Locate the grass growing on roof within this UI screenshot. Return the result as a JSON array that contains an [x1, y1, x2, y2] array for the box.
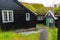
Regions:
[[22, 3, 37, 13]]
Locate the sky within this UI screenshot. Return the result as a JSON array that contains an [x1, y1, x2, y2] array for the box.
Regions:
[[18, 0, 60, 7]]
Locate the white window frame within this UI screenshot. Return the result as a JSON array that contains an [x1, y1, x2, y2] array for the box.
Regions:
[[2, 10, 14, 23], [26, 13, 30, 21], [37, 16, 43, 20]]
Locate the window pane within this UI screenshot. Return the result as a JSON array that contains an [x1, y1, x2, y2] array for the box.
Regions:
[[8, 11, 13, 22], [37, 16, 40, 20], [41, 16, 43, 20], [9, 12, 12, 21], [37, 16, 43, 20], [48, 12, 50, 16], [49, 19, 53, 23], [26, 13, 30, 21], [3, 11, 8, 21]]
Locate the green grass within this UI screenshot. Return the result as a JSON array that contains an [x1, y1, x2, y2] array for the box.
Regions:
[[48, 27, 58, 40], [0, 32, 23, 40], [36, 24, 58, 40], [36, 24, 45, 28], [0, 24, 58, 40], [0, 31, 40, 40], [24, 33, 40, 40]]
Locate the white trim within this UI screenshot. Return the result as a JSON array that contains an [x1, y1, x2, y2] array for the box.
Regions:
[[2, 10, 8, 23], [11, 11, 14, 22], [44, 10, 58, 20], [7, 11, 9, 22], [2, 11, 4, 23]]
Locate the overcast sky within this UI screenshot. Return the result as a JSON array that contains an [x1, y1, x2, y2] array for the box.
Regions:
[[18, 0, 60, 7]]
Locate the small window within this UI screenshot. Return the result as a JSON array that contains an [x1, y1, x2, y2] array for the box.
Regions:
[[26, 13, 30, 21], [2, 10, 14, 23], [37, 16, 43, 20], [48, 12, 50, 16], [49, 18, 53, 23]]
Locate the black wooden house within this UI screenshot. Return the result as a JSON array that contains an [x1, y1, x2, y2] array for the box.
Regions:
[[37, 10, 58, 27], [0, 0, 37, 30], [37, 15, 44, 24], [44, 10, 58, 27]]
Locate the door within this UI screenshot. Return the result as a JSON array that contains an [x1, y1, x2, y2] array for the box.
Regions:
[[46, 18, 49, 26]]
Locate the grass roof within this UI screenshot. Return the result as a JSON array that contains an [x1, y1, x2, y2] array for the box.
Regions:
[[21, 2, 54, 15]]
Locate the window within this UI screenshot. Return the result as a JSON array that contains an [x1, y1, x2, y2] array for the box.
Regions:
[[2, 10, 14, 23], [37, 16, 43, 20], [48, 12, 51, 16], [26, 13, 30, 21], [49, 18, 53, 23]]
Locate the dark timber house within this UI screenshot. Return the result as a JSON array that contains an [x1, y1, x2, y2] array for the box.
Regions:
[[37, 15, 44, 24], [55, 15, 60, 40], [0, 0, 37, 30], [44, 10, 58, 27]]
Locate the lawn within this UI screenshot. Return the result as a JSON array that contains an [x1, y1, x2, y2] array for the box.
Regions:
[[48, 27, 58, 40], [0, 24, 58, 40], [36, 24, 58, 40], [0, 31, 40, 40]]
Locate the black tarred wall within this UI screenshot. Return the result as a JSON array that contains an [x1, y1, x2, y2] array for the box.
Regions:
[[0, 0, 37, 31], [1, 10, 36, 31]]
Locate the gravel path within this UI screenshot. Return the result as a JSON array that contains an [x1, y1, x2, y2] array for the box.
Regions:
[[14, 27, 48, 40], [18, 29, 43, 35], [40, 27, 48, 40]]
